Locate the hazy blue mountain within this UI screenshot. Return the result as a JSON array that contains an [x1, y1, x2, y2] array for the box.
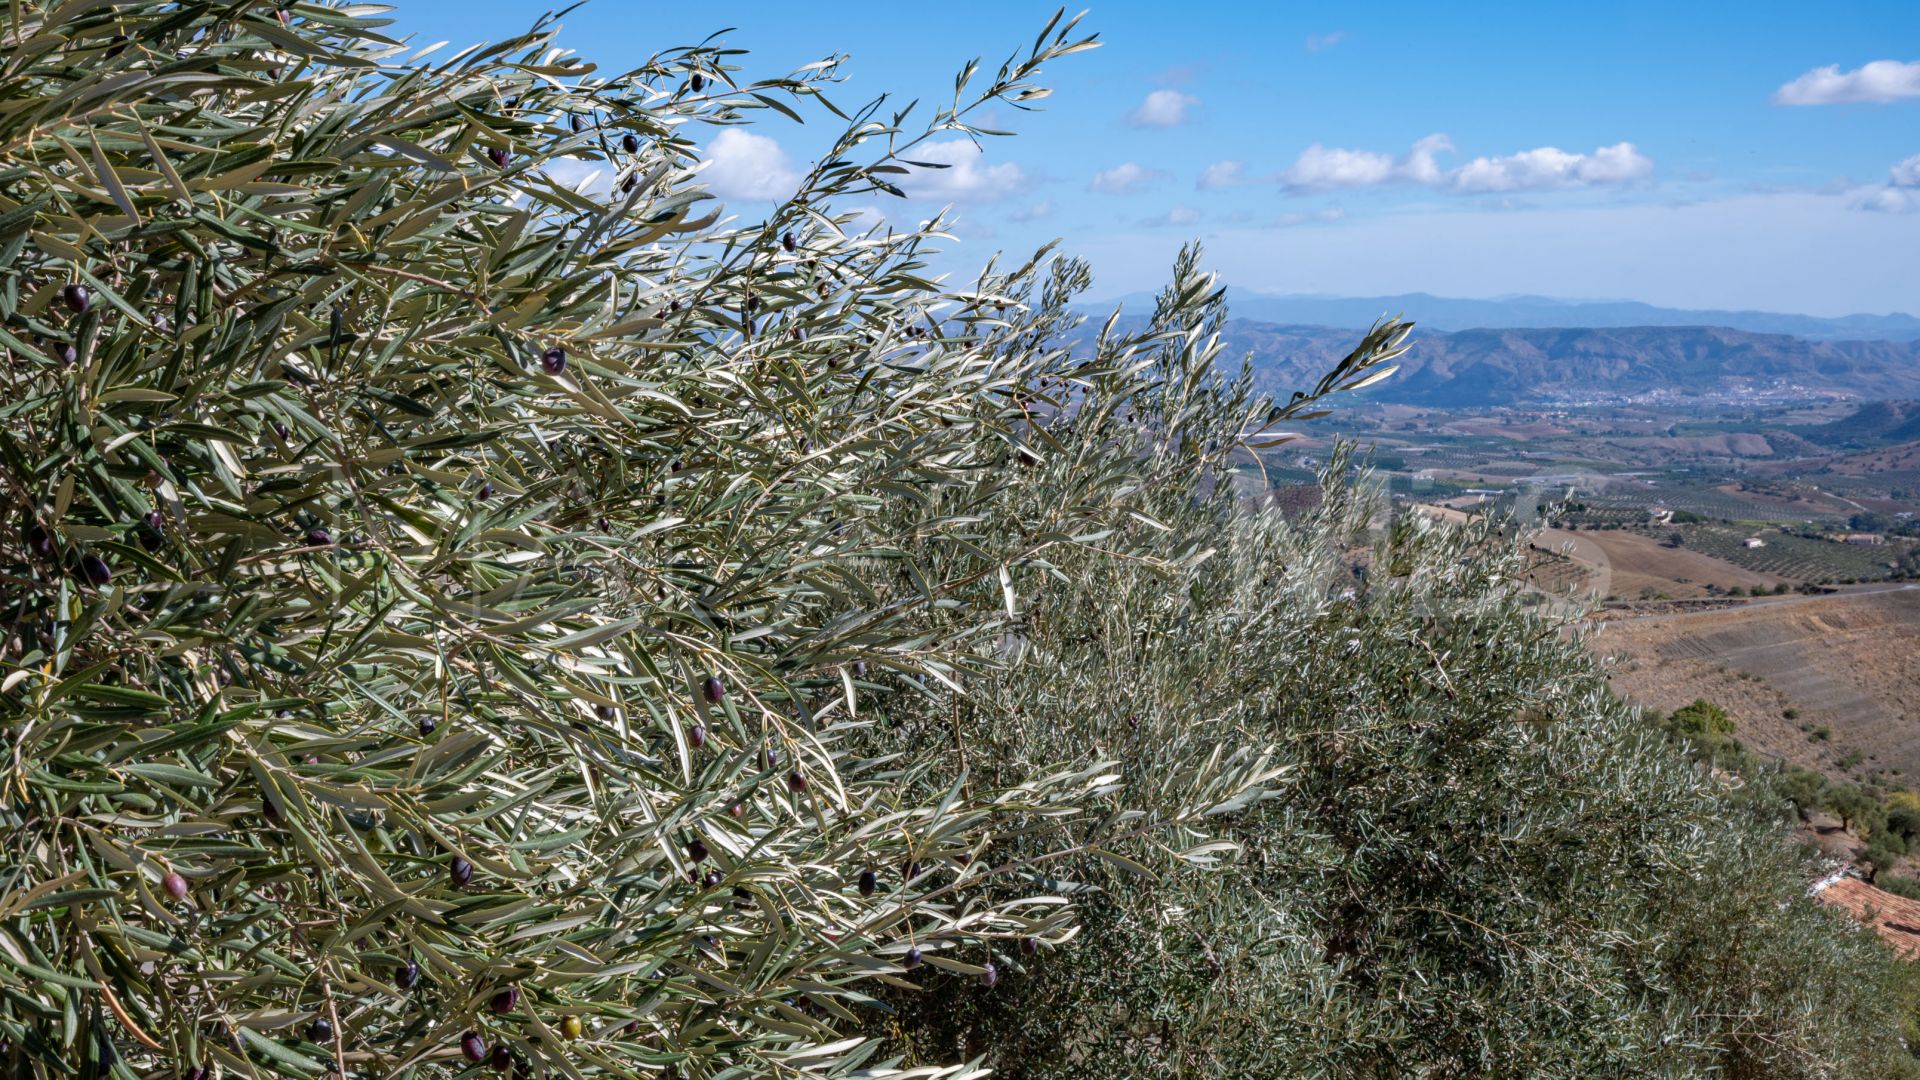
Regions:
[[1093, 290, 1920, 342], [1111, 320, 1920, 408]]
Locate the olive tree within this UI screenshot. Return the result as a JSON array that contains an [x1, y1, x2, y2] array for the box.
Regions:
[[0, 3, 1406, 1077]]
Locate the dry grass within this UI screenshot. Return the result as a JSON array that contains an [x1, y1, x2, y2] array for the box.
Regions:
[[1591, 587, 1920, 781]]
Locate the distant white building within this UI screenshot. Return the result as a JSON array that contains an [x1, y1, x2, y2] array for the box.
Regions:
[[1744, 537, 1766, 549], [1648, 507, 1674, 525]]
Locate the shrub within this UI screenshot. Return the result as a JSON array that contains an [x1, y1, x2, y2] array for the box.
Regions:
[[1668, 698, 1734, 737]]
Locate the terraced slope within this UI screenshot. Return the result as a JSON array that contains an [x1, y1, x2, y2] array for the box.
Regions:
[[1592, 586, 1920, 780]]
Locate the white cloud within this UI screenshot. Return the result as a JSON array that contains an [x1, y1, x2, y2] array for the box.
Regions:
[[699, 129, 801, 201], [1007, 200, 1055, 223], [899, 138, 1030, 202], [1127, 89, 1200, 128], [1892, 153, 1920, 187], [1197, 160, 1250, 190], [1281, 145, 1395, 190], [1305, 31, 1345, 53], [1773, 59, 1920, 105], [1281, 133, 1652, 194], [1090, 162, 1166, 194], [541, 157, 614, 196], [1143, 206, 1202, 227], [1450, 141, 1653, 193]]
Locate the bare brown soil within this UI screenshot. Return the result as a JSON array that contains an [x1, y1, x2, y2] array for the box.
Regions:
[[1591, 587, 1920, 781], [1558, 529, 1783, 599]]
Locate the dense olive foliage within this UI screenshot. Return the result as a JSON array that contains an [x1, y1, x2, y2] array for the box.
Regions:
[[0, 3, 1912, 1079]]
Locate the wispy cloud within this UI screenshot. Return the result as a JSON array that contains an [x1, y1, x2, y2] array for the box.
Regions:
[[1142, 206, 1202, 227], [1197, 160, 1252, 190], [1127, 89, 1200, 128], [1850, 153, 1920, 213], [1281, 133, 1652, 194], [1008, 200, 1055, 223], [1271, 207, 1347, 228], [1305, 31, 1345, 54], [1090, 162, 1166, 194], [1773, 59, 1920, 105]]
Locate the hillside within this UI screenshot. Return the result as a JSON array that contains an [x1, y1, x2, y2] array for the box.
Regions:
[[1808, 400, 1920, 447], [1191, 321, 1920, 407]]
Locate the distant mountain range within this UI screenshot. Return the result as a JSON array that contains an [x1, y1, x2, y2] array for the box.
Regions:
[[1096, 290, 1920, 343], [1156, 322, 1920, 408]]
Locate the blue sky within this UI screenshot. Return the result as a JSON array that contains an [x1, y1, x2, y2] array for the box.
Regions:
[[390, 2, 1920, 316]]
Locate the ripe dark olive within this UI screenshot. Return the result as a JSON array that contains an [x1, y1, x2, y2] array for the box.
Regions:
[[761, 748, 780, 769], [560, 1015, 584, 1040], [305, 527, 332, 547], [186, 1064, 209, 1080], [476, 482, 494, 500], [621, 174, 638, 194], [396, 959, 419, 989], [979, 962, 999, 988], [954, 851, 973, 866], [622, 133, 639, 153], [78, 554, 112, 586], [781, 232, 797, 253], [744, 295, 760, 313], [902, 860, 923, 882], [62, 283, 90, 314], [418, 716, 437, 737], [851, 660, 867, 677], [307, 1017, 333, 1042], [787, 771, 807, 793], [25, 523, 55, 560], [144, 509, 164, 532], [702, 870, 721, 888], [461, 1032, 486, 1062], [569, 114, 586, 133], [489, 986, 519, 1014], [687, 724, 706, 749], [262, 798, 281, 822], [858, 870, 876, 897], [595, 704, 616, 721], [701, 675, 724, 704], [1020, 936, 1038, 957], [162, 871, 189, 900], [490, 1043, 511, 1071], [488, 147, 509, 167], [726, 802, 745, 819], [686, 838, 709, 863], [451, 856, 474, 887], [690, 73, 705, 91], [624, 1019, 641, 1035], [540, 346, 566, 375], [272, 419, 290, 440], [903, 946, 922, 969], [54, 343, 77, 365]]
